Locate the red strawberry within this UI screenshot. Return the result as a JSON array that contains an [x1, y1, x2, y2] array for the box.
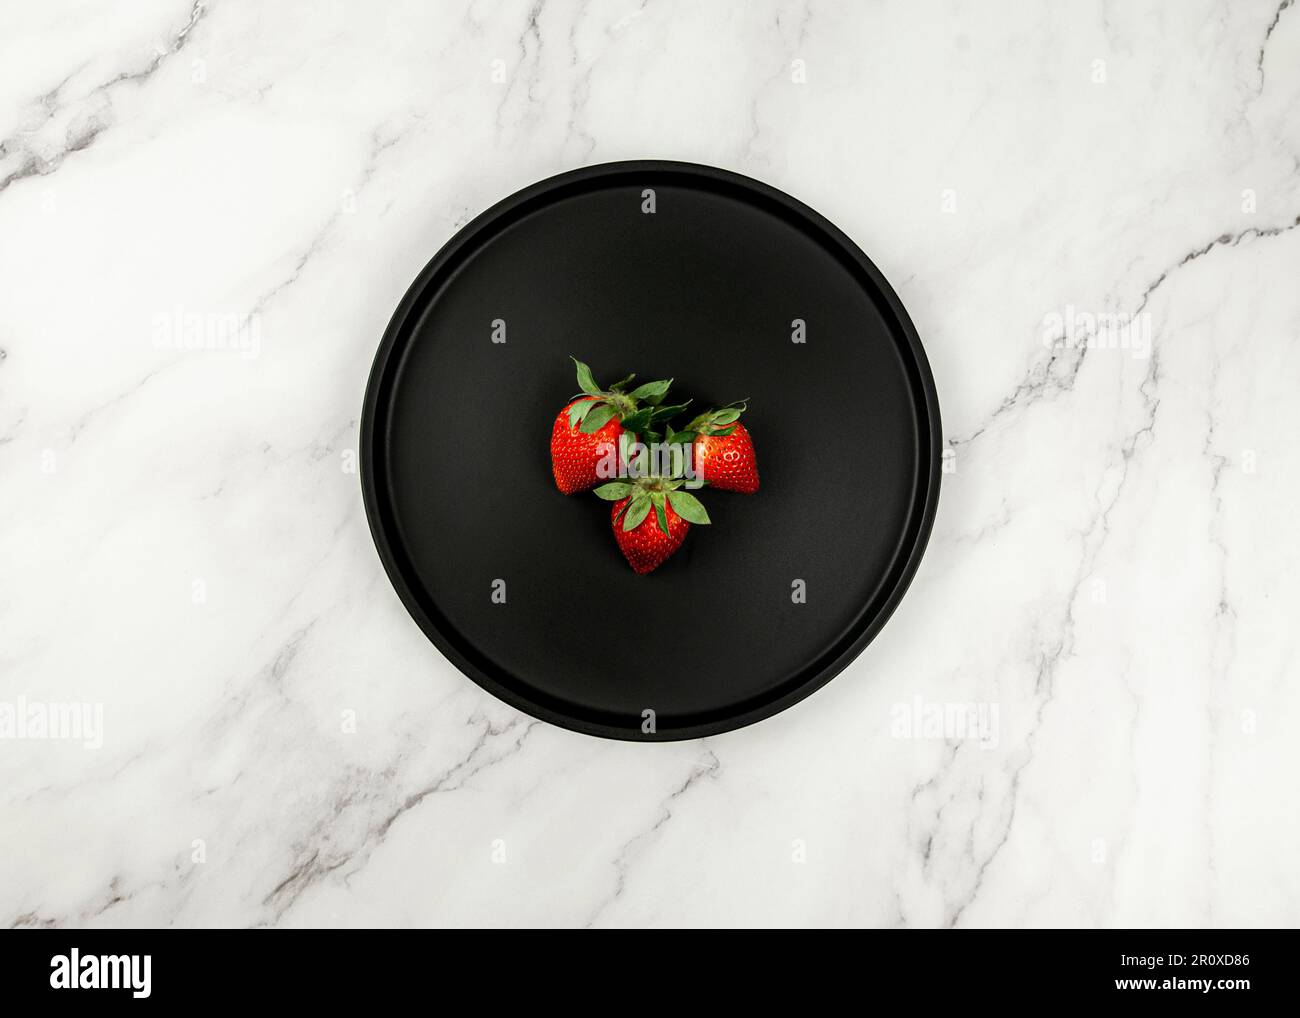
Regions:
[[550, 358, 678, 494], [595, 480, 712, 574], [551, 396, 624, 494], [610, 495, 689, 574], [686, 405, 759, 494]]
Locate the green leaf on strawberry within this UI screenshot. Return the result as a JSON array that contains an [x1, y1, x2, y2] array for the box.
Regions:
[[649, 401, 691, 423], [627, 379, 672, 404], [572, 357, 601, 395], [593, 482, 633, 500], [622, 492, 651, 531], [684, 400, 748, 435], [666, 490, 710, 524], [579, 403, 617, 433], [650, 491, 669, 536], [568, 399, 597, 428], [618, 407, 653, 434]]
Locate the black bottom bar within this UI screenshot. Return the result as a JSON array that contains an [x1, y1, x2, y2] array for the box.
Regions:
[[0, 930, 1289, 1007]]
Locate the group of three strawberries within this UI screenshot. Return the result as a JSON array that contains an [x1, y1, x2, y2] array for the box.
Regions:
[[549, 358, 760, 573]]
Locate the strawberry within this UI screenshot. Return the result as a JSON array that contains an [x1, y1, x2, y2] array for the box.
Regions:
[[594, 479, 711, 574], [683, 403, 759, 494], [550, 358, 682, 494], [551, 396, 624, 494], [611, 496, 688, 574]]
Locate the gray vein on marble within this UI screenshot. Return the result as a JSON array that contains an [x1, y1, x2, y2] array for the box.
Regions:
[[739, 1, 813, 164], [494, 0, 547, 133], [1257, 0, 1296, 89], [248, 126, 408, 319], [262, 714, 537, 924], [938, 206, 1300, 923], [0, 0, 209, 194], [952, 212, 1300, 451], [585, 751, 721, 928]]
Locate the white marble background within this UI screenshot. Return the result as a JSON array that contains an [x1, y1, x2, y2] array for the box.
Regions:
[[1, 0, 1298, 928]]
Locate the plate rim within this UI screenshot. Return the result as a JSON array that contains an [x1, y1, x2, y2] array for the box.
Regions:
[[360, 159, 942, 742]]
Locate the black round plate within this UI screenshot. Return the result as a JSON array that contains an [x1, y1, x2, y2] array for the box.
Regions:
[[362, 161, 940, 741]]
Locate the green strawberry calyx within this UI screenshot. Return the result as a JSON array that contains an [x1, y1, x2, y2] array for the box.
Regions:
[[674, 400, 748, 443], [566, 357, 685, 439], [593, 477, 712, 536]]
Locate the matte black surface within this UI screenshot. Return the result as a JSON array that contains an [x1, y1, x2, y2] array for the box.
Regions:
[[361, 161, 940, 741]]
